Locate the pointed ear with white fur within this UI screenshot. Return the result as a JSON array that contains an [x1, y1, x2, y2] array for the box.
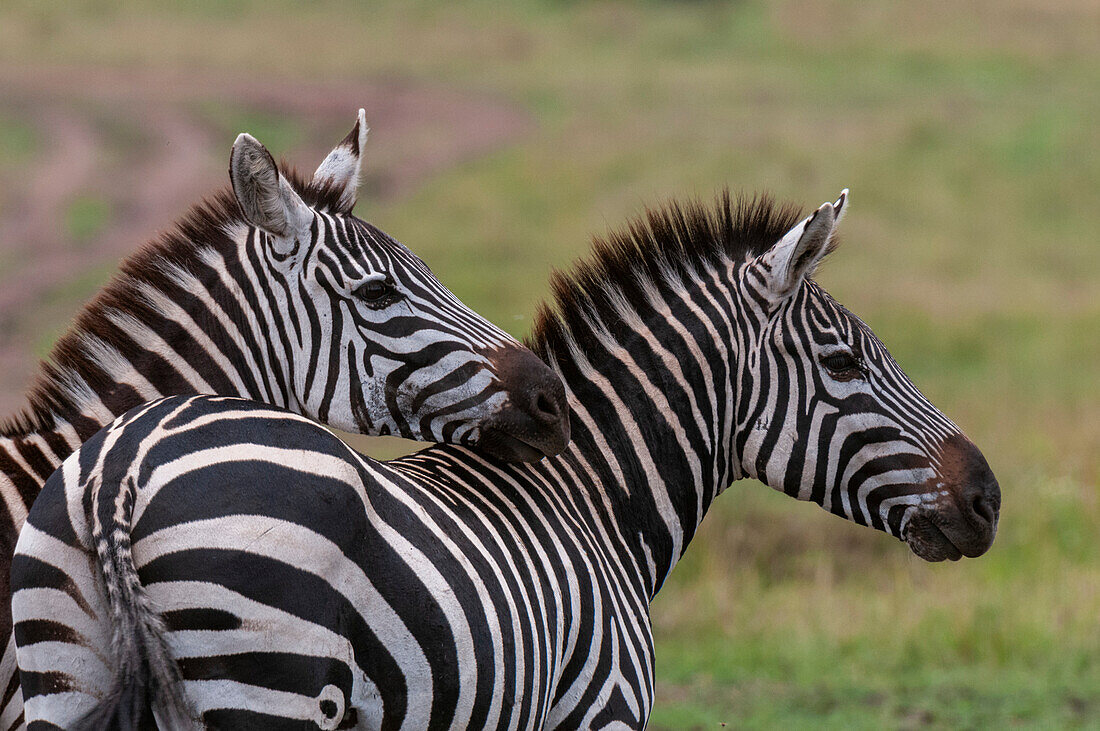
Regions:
[[230, 133, 311, 251], [312, 108, 369, 214], [757, 189, 847, 300]]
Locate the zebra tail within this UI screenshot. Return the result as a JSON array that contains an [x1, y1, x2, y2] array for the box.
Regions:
[[73, 476, 198, 730]]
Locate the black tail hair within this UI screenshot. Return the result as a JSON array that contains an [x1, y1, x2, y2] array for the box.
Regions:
[[73, 476, 197, 730]]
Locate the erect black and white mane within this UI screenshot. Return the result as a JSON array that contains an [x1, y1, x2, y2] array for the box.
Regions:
[[0, 170, 347, 439], [528, 191, 812, 361]]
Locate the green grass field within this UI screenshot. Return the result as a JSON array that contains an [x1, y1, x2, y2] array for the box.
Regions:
[[1, 1, 1097, 726]]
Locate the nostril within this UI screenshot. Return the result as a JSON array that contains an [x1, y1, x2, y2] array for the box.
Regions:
[[971, 493, 995, 526], [533, 391, 560, 421]]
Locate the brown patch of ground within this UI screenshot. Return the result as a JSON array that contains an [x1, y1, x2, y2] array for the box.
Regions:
[[0, 65, 532, 416]]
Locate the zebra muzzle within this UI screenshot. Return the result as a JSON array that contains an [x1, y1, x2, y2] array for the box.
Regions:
[[906, 434, 1000, 561], [478, 346, 570, 462]]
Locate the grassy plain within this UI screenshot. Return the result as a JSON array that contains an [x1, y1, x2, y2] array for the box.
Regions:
[[1, 0, 1097, 727]]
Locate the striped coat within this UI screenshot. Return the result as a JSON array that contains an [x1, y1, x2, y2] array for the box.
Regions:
[[14, 190, 999, 729], [0, 111, 567, 730]]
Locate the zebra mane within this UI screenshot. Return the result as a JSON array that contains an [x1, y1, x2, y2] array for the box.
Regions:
[[528, 190, 809, 363], [0, 168, 347, 438]]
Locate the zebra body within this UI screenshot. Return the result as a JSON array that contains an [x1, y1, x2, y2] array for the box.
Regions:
[[0, 111, 567, 730], [13, 191, 1000, 729], [17, 395, 648, 729]]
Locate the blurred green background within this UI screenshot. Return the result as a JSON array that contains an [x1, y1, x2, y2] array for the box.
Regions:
[[0, 1, 1097, 727]]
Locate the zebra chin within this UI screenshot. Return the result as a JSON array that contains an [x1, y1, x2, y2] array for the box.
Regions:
[[475, 425, 568, 462], [902, 504, 999, 562], [903, 513, 987, 562]]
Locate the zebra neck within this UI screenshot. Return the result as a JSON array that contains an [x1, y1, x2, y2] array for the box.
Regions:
[[0, 332, 215, 530], [0, 419, 83, 532], [4, 234, 294, 442], [553, 276, 742, 599]]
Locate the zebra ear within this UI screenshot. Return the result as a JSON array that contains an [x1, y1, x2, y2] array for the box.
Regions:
[[230, 133, 311, 248], [759, 189, 847, 300], [312, 108, 368, 214]]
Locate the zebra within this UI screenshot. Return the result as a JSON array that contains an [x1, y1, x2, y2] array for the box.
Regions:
[[12, 189, 1000, 729], [0, 110, 568, 730]]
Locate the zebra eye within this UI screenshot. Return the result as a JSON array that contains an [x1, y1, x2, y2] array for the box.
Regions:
[[353, 276, 400, 308], [820, 351, 862, 379]]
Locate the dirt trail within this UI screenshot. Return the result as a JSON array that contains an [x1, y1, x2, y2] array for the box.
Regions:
[[0, 65, 531, 416]]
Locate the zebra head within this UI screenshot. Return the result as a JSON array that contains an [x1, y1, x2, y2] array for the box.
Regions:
[[227, 110, 568, 461], [737, 191, 999, 560]]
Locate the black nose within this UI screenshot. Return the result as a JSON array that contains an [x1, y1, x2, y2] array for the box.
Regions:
[[504, 349, 569, 438], [936, 433, 1000, 557], [955, 436, 1000, 531], [478, 346, 570, 462], [959, 468, 1000, 532]]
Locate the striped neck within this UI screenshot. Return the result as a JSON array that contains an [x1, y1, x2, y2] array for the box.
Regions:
[[526, 193, 804, 599], [546, 257, 746, 599], [1, 226, 292, 448], [0, 423, 84, 535]]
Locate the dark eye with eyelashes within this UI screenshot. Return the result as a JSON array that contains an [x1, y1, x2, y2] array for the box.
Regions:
[[819, 351, 863, 380], [352, 276, 402, 309]]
